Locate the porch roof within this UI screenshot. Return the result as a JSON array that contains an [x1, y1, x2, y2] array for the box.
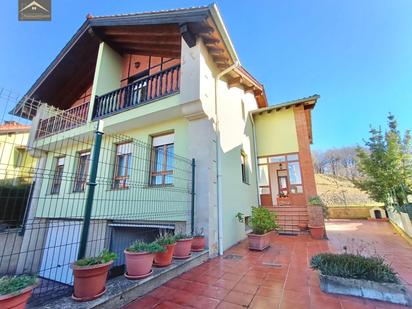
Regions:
[[251, 94, 320, 144], [251, 94, 320, 115]]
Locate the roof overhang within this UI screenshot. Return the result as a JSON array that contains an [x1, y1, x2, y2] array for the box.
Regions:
[[251, 94, 320, 144], [251, 94, 320, 115], [11, 4, 266, 118]]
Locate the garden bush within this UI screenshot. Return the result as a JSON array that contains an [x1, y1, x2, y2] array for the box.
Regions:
[[0, 182, 32, 228], [310, 253, 399, 283]]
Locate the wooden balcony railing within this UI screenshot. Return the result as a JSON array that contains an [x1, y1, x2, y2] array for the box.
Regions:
[[92, 64, 180, 120], [35, 101, 89, 139]]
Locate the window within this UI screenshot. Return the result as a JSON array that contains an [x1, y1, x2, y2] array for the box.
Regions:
[[269, 155, 286, 163], [241, 151, 249, 184], [288, 161, 303, 193], [258, 165, 269, 186], [258, 157, 267, 164], [241, 100, 246, 120], [15, 148, 25, 168], [277, 169, 289, 197], [259, 187, 270, 194], [113, 143, 132, 189], [51, 157, 65, 194], [150, 133, 174, 185], [127, 70, 149, 106], [287, 154, 299, 161], [73, 151, 90, 192]]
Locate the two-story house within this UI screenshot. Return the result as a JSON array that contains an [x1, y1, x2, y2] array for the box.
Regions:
[[11, 4, 319, 284]]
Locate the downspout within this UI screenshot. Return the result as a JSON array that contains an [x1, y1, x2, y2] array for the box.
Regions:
[[215, 61, 240, 256], [250, 114, 261, 205]]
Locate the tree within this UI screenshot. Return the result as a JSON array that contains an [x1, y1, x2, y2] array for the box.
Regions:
[[355, 114, 412, 206], [312, 147, 359, 179]]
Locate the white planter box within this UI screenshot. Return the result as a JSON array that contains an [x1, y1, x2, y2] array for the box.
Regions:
[[318, 273, 411, 306]]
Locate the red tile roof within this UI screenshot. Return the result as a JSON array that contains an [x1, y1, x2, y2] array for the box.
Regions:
[[0, 121, 31, 133]]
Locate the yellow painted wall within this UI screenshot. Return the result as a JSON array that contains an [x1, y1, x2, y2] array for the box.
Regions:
[[254, 109, 299, 156], [0, 132, 36, 182]]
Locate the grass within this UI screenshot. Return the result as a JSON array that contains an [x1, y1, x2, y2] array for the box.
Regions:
[[315, 174, 382, 207], [310, 253, 399, 284]]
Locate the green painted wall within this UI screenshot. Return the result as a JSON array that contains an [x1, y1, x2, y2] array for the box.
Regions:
[[35, 117, 191, 221], [92, 42, 122, 97], [87, 42, 123, 121], [254, 109, 299, 156], [220, 115, 259, 250]]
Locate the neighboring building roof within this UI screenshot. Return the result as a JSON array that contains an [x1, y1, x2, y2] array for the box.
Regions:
[[11, 4, 267, 118], [0, 121, 31, 134], [251, 94, 320, 115]]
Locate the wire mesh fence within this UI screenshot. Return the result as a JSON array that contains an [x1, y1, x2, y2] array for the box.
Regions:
[[0, 88, 194, 305]]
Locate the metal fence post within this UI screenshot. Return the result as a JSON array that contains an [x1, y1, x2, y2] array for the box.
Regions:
[[191, 158, 195, 235], [77, 121, 104, 260]]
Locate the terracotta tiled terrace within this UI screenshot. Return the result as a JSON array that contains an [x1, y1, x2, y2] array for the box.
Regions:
[[126, 220, 412, 309]]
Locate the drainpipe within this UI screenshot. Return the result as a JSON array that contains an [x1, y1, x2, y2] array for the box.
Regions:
[[215, 61, 240, 255], [250, 114, 261, 205]]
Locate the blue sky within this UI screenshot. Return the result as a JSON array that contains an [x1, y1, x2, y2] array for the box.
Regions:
[[0, 0, 411, 150]]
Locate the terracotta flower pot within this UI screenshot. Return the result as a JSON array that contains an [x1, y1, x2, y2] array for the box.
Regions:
[[191, 236, 205, 252], [248, 231, 272, 251], [298, 223, 308, 231], [154, 244, 176, 267], [124, 250, 155, 279], [173, 238, 193, 259], [0, 283, 37, 309], [308, 225, 325, 240], [72, 260, 112, 302]]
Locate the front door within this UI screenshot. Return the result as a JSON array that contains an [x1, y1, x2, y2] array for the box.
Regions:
[[269, 165, 290, 205]]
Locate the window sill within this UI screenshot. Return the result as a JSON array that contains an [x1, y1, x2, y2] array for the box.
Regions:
[[71, 190, 86, 194], [108, 186, 129, 191], [147, 184, 174, 188]]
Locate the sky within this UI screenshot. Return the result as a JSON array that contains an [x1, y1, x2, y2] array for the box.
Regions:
[[0, 0, 411, 150]]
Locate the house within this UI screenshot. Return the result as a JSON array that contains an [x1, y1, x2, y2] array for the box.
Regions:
[[10, 4, 319, 284], [0, 121, 35, 183]]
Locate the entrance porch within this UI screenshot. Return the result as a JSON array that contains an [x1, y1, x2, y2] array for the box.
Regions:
[[258, 153, 311, 233]]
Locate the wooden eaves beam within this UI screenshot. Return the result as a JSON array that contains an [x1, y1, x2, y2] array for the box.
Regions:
[[228, 77, 243, 88]]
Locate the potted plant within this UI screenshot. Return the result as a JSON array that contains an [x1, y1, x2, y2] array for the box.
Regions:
[[191, 228, 205, 252], [71, 249, 116, 302], [154, 233, 176, 267], [238, 206, 278, 251], [124, 241, 165, 279], [173, 233, 193, 259], [0, 275, 38, 309], [277, 192, 291, 205], [297, 222, 308, 231], [308, 196, 327, 239]]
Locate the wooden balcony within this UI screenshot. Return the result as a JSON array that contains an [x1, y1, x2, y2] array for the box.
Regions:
[[92, 64, 180, 120], [35, 101, 89, 139]]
